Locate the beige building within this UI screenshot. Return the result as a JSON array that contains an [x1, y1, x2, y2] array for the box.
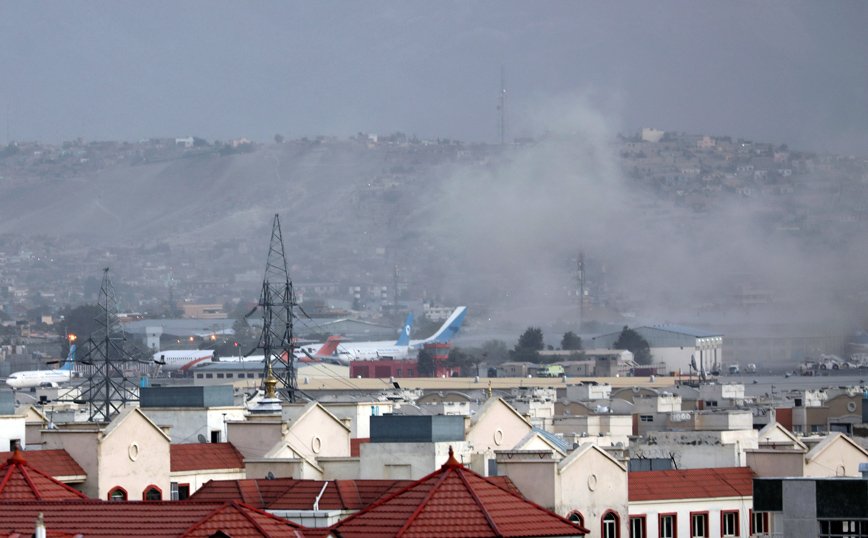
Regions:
[[747, 422, 868, 478], [41, 407, 171, 500], [496, 444, 629, 538]]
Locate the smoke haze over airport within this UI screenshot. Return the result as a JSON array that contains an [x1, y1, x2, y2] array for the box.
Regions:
[[1, 1, 867, 154]]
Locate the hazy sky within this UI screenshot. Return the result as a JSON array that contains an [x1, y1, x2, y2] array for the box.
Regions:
[[1, 1, 866, 153]]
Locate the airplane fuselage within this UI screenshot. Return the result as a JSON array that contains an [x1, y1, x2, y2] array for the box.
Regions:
[[5, 370, 71, 389]]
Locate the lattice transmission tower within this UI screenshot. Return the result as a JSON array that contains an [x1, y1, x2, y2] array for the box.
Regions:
[[256, 214, 300, 402], [70, 268, 151, 422]]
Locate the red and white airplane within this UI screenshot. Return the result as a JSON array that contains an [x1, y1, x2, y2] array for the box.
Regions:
[[152, 336, 345, 373]]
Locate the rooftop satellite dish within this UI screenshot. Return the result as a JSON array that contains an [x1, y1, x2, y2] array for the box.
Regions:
[[197, 434, 208, 443], [266, 472, 275, 480]]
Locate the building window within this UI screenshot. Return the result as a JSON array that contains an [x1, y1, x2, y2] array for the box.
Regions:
[[602, 511, 620, 538], [205, 373, 213, 379], [568, 511, 584, 527], [108, 486, 127, 501], [721, 511, 739, 536], [397, 369, 402, 377], [226, 373, 233, 378], [659, 514, 676, 538], [690, 512, 708, 538], [217, 373, 224, 379], [792, 425, 803, 433], [408, 369, 414, 377], [811, 424, 825, 434], [630, 515, 646, 538], [751, 511, 769, 535], [210, 430, 221, 443], [247, 373, 255, 378], [640, 415, 653, 422], [197, 373, 204, 378], [704, 400, 718, 407], [143, 486, 162, 500], [258, 373, 264, 378], [819, 520, 867, 537]]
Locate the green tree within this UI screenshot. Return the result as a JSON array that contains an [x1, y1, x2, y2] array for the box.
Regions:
[[510, 327, 544, 363], [517, 327, 544, 351], [561, 331, 583, 351], [274, 134, 285, 144], [416, 348, 435, 377], [613, 326, 653, 365]]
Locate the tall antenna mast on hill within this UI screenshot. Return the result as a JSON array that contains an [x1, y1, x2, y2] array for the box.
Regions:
[[577, 251, 584, 329], [498, 65, 507, 145], [256, 214, 299, 402]]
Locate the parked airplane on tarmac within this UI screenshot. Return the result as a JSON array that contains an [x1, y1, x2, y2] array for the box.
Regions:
[[337, 307, 467, 362], [5, 345, 76, 389], [153, 336, 346, 372]]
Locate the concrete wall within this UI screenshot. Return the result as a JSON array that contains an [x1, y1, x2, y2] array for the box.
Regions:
[[320, 401, 392, 438], [746, 450, 806, 477], [359, 441, 469, 480], [0, 415, 25, 451], [227, 420, 284, 459], [140, 406, 245, 444], [42, 429, 102, 497], [318, 457, 361, 480]]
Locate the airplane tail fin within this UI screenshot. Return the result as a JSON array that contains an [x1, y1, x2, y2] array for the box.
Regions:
[[62, 345, 76, 371], [314, 336, 344, 357], [395, 313, 413, 346], [421, 307, 466, 345]]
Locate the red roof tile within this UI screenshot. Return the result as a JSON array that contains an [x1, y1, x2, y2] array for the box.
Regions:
[[0, 449, 89, 501], [191, 478, 414, 512], [628, 467, 756, 502], [0, 501, 308, 538], [0, 449, 85, 479], [171, 443, 246, 472], [326, 448, 589, 538]]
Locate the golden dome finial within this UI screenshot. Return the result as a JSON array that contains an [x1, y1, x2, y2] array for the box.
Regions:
[[264, 362, 278, 399]]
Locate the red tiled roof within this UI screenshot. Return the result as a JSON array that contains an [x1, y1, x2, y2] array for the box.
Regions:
[[326, 448, 589, 538], [190, 478, 414, 512], [0, 449, 89, 501], [350, 438, 369, 458], [628, 467, 755, 502], [0, 501, 308, 538], [0, 449, 85, 479], [171, 443, 246, 472]]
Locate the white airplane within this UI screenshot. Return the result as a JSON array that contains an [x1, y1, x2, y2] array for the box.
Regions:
[[153, 336, 346, 372], [5, 345, 76, 389], [152, 349, 215, 373], [338, 307, 467, 361]]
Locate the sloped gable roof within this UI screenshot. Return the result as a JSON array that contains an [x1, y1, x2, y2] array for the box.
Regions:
[[171, 443, 246, 472], [327, 448, 588, 538], [558, 443, 626, 474], [0, 500, 308, 538], [756, 422, 807, 450], [805, 432, 868, 463], [191, 478, 413, 511], [469, 397, 531, 429], [0, 449, 86, 480], [513, 430, 567, 457], [103, 407, 171, 443], [0, 449, 89, 501], [629, 467, 755, 502]]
